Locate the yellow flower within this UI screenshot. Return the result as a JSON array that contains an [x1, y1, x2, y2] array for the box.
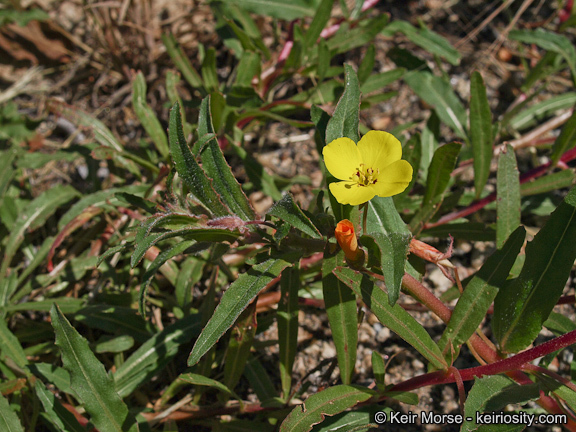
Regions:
[[322, 131, 413, 206]]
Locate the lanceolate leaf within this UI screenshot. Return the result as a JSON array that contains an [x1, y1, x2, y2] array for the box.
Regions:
[[278, 267, 300, 399], [326, 64, 360, 144], [268, 194, 322, 239], [168, 102, 229, 217], [404, 71, 468, 140], [0, 393, 24, 432], [509, 28, 576, 85], [114, 312, 202, 398], [302, 0, 333, 49], [365, 197, 412, 305], [550, 109, 576, 165], [279, 385, 376, 432], [1, 185, 80, 277], [188, 256, 294, 365], [409, 142, 461, 233], [0, 319, 28, 368], [35, 381, 85, 432], [496, 145, 521, 248], [225, 0, 322, 20], [520, 169, 575, 196], [198, 97, 255, 221], [470, 71, 493, 198], [438, 227, 525, 362], [132, 72, 169, 158], [334, 267, 446, 369], [322, 248, 358, 385], [50, 304, 138, 432], [494, 185, 576, 353]]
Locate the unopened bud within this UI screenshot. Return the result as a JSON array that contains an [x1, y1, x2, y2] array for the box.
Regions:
[[335, 219, 364, 264]]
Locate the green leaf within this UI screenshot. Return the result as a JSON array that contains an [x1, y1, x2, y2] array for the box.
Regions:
[[0, 393, 24, 432], [198, 98, 255, 221], [74, 305, 151, 343], [139, 240, 197, 315], [168, 101, 229, 216], [404, 71, 468, 140], [278, 267, 300, 399], [268, 194, 322, 239], [302, 0, 334, 49], [551, 109, 576, 165], [226, 0, 321, 19], [494, 185, 576, 352], [322, 248, 358, 385], [178, 372, 241, 400], [114, 312, 202, 398], [50, 304, 138, 432], [47, 100, 140, 175], [325, 64, 360, 144], [520, 169, 575, 196], [310, 405, 388, 432], [462, 375, 540, 432], [188, 256, 294, 365], [0, 319, 28, 368], [223, 301, 257, 391], [1, 185, 79, 277], [510, 28, 576, 85], [506, 92, 576, 132], [161, 33, 204, 91], [364, 197, 412, 305], [470, 71, 493, 198], [438, 227, 525, 363], [384, 20, 460, 66], [496, 145, 521, 248], [422, 222, 496, 241], [279, 385, 376, 432], [409, 142, 461, 233], [35, 381, 85, 432], [245, 357, 277, 402], [326, 15, 388, 54], [359, 68, 405, 94], [132, 72, 169, 158], [201, 48, 219, 93], [334, 268, 446, 369]]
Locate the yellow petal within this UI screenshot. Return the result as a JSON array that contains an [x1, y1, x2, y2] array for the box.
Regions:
[[329, 181, 376, 206], [322, 137, 362, 181], [357, 130, 402, 170], [372, 160, 413, 197]]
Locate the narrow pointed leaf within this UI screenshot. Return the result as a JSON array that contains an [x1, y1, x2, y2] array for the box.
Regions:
[[334, 267, 446, 369], [178, 373, 241, 400], [470, 71, 493, 198], [268, 194, 322, 239], [325, 64, 360, 144], [50, 304, 138, 432], [404, 71, 468, 140], [279, 385, 376, 432], [550, 109, 576, 165], [1, 185, 79, 277], [188, 256, 294, 365], [35, 381, 85, 432], [520, 169, 575, 196], [506, 92, 576, 132], [278, 267, 300, 398], [409, 142, 461, 232], [132, 71, 169, 158], [0, 393, 24, 432], [114, 312, 202, 398], [302, 0, 333, 49], [494, 185, 576, 352], [438, 227, 525, 362], [161, 33, 204, 90], [322, 248, 357, 385], [496, 144, 521, 248], [365, 197, 412, 305], [198, 97, 255, 221], [168, 102, 229, 216], [509, 28, 576, 85], [0, 319, 27, 368], [225, 0, 321, 20]]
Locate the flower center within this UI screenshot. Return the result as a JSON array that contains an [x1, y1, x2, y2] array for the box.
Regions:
[[350, 164, 379, 187]]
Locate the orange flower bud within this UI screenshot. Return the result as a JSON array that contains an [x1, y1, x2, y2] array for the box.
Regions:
[[335, 219, 364, 264]]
